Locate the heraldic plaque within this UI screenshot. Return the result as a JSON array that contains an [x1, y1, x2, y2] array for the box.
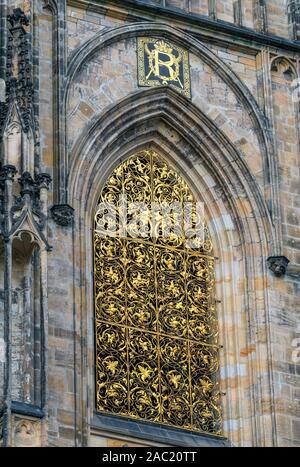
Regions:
[[137, 38, 191, 98]]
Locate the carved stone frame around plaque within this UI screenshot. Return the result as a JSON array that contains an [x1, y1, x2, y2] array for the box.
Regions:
[[137, 37, 191, 99]]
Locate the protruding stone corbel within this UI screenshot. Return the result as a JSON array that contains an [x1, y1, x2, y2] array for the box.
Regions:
[[267, 256, 290, 277], [0, 164, 17, 182], [50, 204, 74, 227], [36, 173, 51, 190]]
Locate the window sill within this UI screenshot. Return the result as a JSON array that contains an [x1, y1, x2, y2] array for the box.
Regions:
[[91, 412, 231, 447]]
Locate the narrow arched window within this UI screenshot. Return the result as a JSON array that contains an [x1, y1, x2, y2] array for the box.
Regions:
[[94, 150, 221, 434]]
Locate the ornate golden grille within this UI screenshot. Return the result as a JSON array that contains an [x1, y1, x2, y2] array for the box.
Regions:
[[94, 150, 221, 434]]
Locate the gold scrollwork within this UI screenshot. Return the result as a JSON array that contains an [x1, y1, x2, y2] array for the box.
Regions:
[[94, 150, 221, 434]]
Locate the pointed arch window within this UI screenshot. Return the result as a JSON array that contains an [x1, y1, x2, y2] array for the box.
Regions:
[[94, 150, 221, 434]]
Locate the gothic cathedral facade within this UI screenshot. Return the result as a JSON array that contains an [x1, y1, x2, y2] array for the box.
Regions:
[[0, 0, 299, 447]]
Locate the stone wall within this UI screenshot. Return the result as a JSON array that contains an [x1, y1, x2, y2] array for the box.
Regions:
[[112, 0, 290, 36], [0, 0, 299, 448]]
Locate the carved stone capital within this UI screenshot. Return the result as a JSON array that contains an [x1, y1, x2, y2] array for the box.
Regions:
[[267, 256, 290, 277], [0, 164, 17, 182], [51, 204, 74, 227], [7, 8, 29, 30], [35, 173, 52, 190]]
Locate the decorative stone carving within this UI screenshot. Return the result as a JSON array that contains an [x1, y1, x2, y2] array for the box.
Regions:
[[51, 204, 74, 227], [13, 417, 41, 447], [271, 57, 297, 82], [36, 173, 52, 190], [18, 171, 36, 197], [15, 420, 35, 446], [288, 0, 300, 40], [0, 40, 51, 436], [267, 256, 290, 277], [0, 164, 17, 184], [0, 8, 36, 143], [7, 8, 29, 29]]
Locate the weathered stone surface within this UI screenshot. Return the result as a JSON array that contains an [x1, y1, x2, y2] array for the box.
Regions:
[[0, 0, 299, 448]]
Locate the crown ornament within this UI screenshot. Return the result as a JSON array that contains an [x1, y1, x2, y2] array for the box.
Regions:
[[153, 40, 173, 55]]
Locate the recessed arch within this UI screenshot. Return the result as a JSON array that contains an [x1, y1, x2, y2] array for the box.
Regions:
[[69, 86, 274, 252], [66, 22, 275, 171], [69, 86, 277, 447], [63, 23, 281, 256]]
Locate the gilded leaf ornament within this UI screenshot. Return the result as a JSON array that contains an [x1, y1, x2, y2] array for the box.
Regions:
[[94, 150, 221, 434]]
